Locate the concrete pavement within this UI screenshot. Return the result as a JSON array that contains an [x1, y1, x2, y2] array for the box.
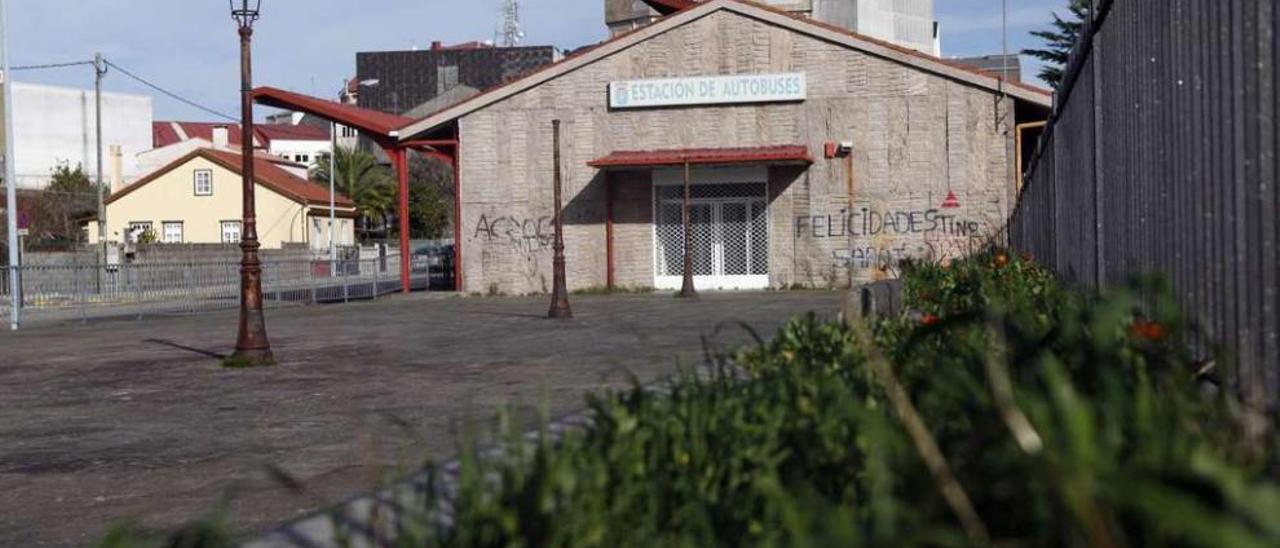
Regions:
[[0, 290, 842, 546]]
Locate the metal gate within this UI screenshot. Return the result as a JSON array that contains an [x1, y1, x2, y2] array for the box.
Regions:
[[654, 182, 768, 290]]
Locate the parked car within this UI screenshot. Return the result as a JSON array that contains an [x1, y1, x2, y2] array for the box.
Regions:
[[412, 243, 455, 289]]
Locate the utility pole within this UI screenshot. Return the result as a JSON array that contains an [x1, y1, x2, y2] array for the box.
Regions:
[[94, 52, 106, 272], [328, 117, 336, 273], [2, 0, 20, 330]]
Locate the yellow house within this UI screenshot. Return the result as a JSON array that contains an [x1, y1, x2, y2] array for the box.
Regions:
[[90, 148, 356, 249]]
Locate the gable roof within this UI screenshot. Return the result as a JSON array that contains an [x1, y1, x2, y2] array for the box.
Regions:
[[154, 121, 255, 148], [106, 148, 355, 209], [398, 0, 1051, 141]]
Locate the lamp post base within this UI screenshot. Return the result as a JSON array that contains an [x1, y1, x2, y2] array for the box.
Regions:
[[225, 348, 276, 368]]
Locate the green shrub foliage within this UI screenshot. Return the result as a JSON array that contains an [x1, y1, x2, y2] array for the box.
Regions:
[[412, 249, 1278, 547], [100, 250, 1278, 547]]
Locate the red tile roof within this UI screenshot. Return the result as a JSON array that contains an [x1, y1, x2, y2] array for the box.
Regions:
[[588, 145, 812, 168], [106, 148, 355, 209], [153, 121, 254, 148], [153, 121, 329, 148], [252, 87, 413, 142], [203, 149, 353, 207]]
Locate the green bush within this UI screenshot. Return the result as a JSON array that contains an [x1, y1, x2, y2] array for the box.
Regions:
[[103, 249, 1277, 547], [407, 249, 1278, 547]]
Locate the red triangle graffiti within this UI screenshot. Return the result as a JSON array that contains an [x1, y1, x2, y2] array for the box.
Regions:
[[941, 190, 961, 209]]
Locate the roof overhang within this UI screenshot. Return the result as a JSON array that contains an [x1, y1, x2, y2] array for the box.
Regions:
[[252, 87, 412, 144], [588, 145, 813, 169]]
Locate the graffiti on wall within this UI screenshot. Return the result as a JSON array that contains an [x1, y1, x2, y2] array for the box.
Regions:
[[795, 203, 991, 272], [473, 213, 554, 254], [830, 239, 983, 270], [794, 208, 983, 239]]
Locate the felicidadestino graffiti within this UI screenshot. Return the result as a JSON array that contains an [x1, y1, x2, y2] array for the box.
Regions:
[[795, 208, 983, 239], [794, 207, 989, 271]]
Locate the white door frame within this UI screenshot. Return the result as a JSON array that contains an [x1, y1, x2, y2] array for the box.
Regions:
[[651, 166, 770, 290]]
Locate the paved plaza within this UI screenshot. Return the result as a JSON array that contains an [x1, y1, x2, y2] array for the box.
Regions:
[[0, 290, 843, 546]]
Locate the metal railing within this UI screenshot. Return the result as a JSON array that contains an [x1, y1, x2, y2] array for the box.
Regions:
[[0, 256, 443, 325], [1009, 0, 1279, 405]]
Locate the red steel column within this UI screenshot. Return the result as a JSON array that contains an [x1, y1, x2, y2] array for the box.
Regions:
[[451, 141, 463, 291], [396, 148, 411, 293]]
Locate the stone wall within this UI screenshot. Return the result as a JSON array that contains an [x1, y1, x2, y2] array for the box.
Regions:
[[457, 9, 1015, 294]]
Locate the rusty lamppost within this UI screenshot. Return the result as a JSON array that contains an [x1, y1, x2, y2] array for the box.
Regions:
[[230, 0, 274, 366], [547, 120, 572, 319], [677, 161, 698, 299]]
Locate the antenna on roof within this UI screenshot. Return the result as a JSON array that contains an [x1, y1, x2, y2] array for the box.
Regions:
[[497, 0, 524, 47]]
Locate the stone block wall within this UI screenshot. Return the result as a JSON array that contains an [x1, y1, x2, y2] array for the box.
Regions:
[[457, 9, 1016, 294]]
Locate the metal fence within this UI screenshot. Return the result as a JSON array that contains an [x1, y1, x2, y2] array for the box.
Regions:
[[1010, 0, 1279, 405], [0, 256, 441, 325]]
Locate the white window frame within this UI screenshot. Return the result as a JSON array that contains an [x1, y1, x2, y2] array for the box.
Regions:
[[127, 221, 153, 243], [161, 221, 184, 244], [220, 220, 242, 244], [194, 169, 213, 196]]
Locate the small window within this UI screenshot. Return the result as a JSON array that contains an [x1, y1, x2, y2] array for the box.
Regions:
[[220, 221, 242, 244], [194, 169, 213, 196], [162, 221, 184, 244], [127, 221, 153, 243]]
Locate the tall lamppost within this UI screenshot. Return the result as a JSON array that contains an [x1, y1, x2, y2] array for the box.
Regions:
[[547, 120, 571, 319], [230, 0, 273, 366]]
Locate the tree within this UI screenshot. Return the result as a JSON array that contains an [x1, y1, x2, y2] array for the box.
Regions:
[[310, 146, 396, 241], [27, 163, 106, 248], [406, 152, 454, 239], [1022, 0, 1090, 89]]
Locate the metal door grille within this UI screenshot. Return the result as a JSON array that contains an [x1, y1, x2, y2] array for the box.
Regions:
[[654, 182, 768, 287]]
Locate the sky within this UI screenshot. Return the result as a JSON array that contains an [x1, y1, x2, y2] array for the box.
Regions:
[[6, 0, 1070, 121]]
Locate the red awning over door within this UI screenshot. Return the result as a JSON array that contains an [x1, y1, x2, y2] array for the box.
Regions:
[[587, 145, 813, 169]]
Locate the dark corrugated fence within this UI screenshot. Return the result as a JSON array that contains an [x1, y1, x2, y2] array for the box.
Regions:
[[1010, 0, 1279, 405]]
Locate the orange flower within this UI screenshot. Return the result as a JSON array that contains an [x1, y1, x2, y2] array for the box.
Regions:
[[1129, 320, 1167, 342], [922, 314, 941, 326], [993, 254, 1009, 268]]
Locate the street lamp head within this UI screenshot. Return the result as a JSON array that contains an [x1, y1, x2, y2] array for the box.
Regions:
[[358, 79, 381, 87], [230, 0, 261, 27]]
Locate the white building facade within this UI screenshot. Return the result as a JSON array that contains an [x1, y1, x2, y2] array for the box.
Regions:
[[9, 82, 153, 189]]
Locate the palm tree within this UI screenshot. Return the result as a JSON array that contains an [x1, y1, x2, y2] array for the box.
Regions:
[[311, 146, 396, 240]]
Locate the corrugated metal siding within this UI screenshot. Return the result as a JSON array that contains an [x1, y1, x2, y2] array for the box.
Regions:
[[1010, 0, 1280, 405]]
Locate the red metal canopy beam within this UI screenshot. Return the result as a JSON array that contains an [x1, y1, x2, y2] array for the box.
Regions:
[[642, 0, 697, 15], [252, 86, 411, 143], [252, 86, 427, 294]]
